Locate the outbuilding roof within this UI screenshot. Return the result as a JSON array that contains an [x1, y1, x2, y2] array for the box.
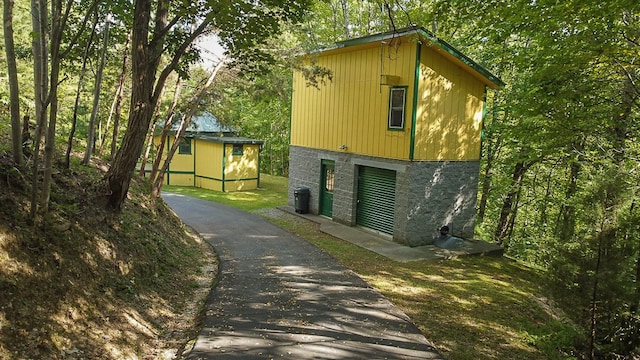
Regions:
[[189, 133, 264, 145], [155, 111, 236, 135]]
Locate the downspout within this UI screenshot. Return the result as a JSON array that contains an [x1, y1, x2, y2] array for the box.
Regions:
[[409, 42, 421, 161]]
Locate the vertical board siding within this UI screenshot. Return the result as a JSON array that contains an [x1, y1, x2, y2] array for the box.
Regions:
[[168, 137, 195, 172], [195, 141, 223, 179], [224, 144, 259, 180], [414, 46, 485, 161], [291, 37, 487, 162], [291, 41, 416, 160]]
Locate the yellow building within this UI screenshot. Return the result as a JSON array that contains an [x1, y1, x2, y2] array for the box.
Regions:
[[154, 112, 263, 192], [289, 27, 503, 246]]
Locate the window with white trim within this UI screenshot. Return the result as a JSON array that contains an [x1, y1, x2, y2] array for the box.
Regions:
[[388, 87, 407, 130]]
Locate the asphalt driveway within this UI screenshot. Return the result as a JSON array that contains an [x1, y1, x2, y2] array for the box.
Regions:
[[163, 193, 443, 359]]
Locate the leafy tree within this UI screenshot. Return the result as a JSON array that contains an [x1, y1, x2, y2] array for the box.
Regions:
[[105, 0, 313, 210]]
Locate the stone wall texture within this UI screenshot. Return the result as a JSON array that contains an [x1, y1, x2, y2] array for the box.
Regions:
[[288, 146, 480, 246]]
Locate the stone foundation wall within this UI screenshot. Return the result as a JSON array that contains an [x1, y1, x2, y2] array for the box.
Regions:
[[288, 146, 480, 246], [395, 161, 480, 246]]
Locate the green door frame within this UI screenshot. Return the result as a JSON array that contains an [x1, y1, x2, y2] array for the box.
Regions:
[[320, 160, 335, 217]]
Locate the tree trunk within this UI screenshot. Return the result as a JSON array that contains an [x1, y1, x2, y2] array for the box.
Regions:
[[83, 14, 110, 165], [65, 10, 97, 169], [631, 200, 640, 315], [556, 141, 583, 240], [3, 0, 23, 165], [146, 78, 180, 181], [150, 59, 226, 198], [106, 0, 213, 210], [140, 83, 167, 178], [339, 0, 350, 39], [588, 229, 605, 360], [494, 160, 532, 245], [99, 31, 130, 158], [106, 0, 163, 210], [41, 0, 71, 212], [478, 136, 501, 221], [29, 0, 49, 219]]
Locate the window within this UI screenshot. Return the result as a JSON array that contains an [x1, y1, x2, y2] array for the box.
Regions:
[[324, 167, 335, 192], [232, 144, 244, 155], [178, 138, 191, 154], [388, 87, 407, 130]]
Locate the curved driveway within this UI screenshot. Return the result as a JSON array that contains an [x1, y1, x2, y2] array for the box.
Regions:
[[163, 193, 442, 359]]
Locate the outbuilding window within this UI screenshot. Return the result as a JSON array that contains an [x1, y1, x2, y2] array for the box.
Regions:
[[232, 144, 244, 155], [388, 87, 407, 130], [178, 138, 192, 154]]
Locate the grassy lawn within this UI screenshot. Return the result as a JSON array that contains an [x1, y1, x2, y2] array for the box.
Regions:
[[164, 174, 580, 360], [163, 173, 288, 211]]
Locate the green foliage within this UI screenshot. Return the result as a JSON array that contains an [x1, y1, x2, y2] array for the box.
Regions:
[[270, 0, 640, 357], [204, 63, 294, 176]]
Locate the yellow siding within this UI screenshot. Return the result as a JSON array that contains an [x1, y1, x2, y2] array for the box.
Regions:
[[224, 144, 259, 179], [167, 137, 195, 172], [224, 179, 259, 192], [414, 46, 486, 161], [198, 178, 223, 192], [194, 140, 223, 185], [291, 40, 416, 160], [166, 174, 193, 186], [154, 135, 194, 186]]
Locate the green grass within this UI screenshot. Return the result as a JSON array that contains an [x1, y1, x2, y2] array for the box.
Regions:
[[162, 174, 288, 211], [166, 174, 581, 360]]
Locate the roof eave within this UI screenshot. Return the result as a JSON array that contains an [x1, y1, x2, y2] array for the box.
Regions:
[[331, 26, 505, 90]]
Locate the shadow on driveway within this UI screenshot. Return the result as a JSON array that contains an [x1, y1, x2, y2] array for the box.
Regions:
[[163, 193, 443, 359]]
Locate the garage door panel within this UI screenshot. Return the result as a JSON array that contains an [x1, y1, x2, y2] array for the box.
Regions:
[[357, 166, 396, 235]]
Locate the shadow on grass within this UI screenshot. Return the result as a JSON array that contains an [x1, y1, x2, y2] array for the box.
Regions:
[[0, 170, 211, 359], [263, 212, 580, 360]]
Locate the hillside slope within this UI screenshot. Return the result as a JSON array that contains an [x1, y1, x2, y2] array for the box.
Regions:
[[0, 154, 216, 359]]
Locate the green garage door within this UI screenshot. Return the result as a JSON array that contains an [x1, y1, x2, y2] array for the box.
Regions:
[[356, 166, 396, 235]]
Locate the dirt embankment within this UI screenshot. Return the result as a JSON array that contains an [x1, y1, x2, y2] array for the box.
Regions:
[[0, 156, 217, 359]]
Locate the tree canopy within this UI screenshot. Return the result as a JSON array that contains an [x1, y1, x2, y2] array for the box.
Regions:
[[1, 0, 640, 357]]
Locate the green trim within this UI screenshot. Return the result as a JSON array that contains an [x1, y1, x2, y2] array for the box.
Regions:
[[335, 27, 504, 89], [196, 175, 224, 181], [166, 170, 196, 175], [222, 144, 226, 192], [409, 42, 421, 161], [418, 30, 505, 89], [193, 139, 197, 186], [288, 72, 294, 147], [225, 177, 260, 182], [178, 138, 192, 154], [193, 175, 260, 182], [480, 86, 488, 155], [232, 143, 244, 155]]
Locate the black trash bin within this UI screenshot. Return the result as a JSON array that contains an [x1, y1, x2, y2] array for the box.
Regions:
[[294, 187, 310, 214]]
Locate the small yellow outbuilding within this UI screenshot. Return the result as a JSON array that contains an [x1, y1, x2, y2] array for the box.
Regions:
[[153, 112, 263, 192]]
